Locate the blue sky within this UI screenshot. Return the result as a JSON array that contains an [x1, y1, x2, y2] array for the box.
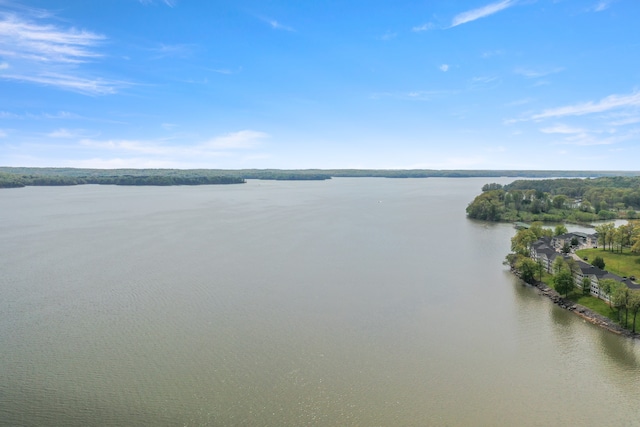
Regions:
[[1, 0, 639, 170]]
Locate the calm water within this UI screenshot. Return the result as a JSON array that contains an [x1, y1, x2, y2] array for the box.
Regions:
[[1, 178, 640, 426]]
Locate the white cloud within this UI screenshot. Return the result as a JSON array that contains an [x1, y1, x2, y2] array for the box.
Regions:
[[0, 129, 6, 138], [439, 64, 449, 72], [1, 72, 124, 95], [514, 67, 564, 78], [207, 130, 269, 149], [79, 138, 188, 156], [0, 12, 104, 63], [554, 133, 625, 146], [608, 116, 640, 126], [138, 0, 176, 7], [450, 0, 515, 28], [150, 43, 195, 59], [412, 22, 434, 32], [469, 75, 500, 90], [539, 124, 586, 134], [210, 68, 233, 75], [265, 19, 295, 32], [370, 90, 458, 101], [591, 1, 613, 12], [47, 128, 94, 138], [0, 62, 8, 69], [67, 157, 181, 169], [530, 91, 640, 120], [379, 31, 397, 41], [0, 9, 124, 95], [481, 50, 504, 58], [77, 130, 269, 159]]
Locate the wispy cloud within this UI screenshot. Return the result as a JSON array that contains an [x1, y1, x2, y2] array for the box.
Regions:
[[412, 22, 434, 32], [514, 67, 564, 78], [370, 90, 458, 101], [262, 18, 295, 32], [0, 12, 104, 63], [468, 75, 500, 90], [0, 62, 8, 69], [530, 91, 640, 120], [47, 128, 95, 138], [450, 0, 516, 28], [539, 124, 586, 134], [138, 0, 176, 7], [0, 110, 80, 120], [65, 129, 270, 168], [539, 121, 640, 147], [80, 138, 176, 155], [0, 9, 125, 94], [379, 31, 397, 41], [206, 130, 269, 149], [439, 64, 449, 72], [149, 43, 195, 59], [590, 1, 613, 12], [481, 50, 504, 58], [1, 72, 125, 95], [0, 129, 7, 138]]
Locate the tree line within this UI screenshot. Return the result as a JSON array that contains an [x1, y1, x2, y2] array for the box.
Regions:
[[0, 171, 245, 188], [594, 222, 640, 253], [467, 177, 640, 223]]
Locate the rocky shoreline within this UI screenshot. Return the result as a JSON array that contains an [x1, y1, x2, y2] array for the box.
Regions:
[[513, 270, 637, 339]]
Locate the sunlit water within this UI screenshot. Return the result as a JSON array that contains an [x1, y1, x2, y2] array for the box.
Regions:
[[1, 178, 639, 426]]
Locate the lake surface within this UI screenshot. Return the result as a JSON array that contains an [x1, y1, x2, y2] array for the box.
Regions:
[[1, 178, 640, 426]]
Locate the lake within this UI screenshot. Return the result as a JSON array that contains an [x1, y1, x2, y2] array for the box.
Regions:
[[1, 178, 640, 426]]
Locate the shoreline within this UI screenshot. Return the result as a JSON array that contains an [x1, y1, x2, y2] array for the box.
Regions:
[[513, 270, 637, 339]]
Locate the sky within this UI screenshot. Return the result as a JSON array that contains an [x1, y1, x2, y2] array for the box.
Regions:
[[1, 0, 639, 170]]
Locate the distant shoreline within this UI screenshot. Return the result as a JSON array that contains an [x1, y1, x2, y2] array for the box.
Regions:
[[3, 167, 640, 189]]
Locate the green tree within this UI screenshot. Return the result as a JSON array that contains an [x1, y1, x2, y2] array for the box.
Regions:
[[466, 190, 505, 221], [591, 256, 605, 270], [553, 257, 567, 275], [554, 224, 568, 236], [599, 279, 619, 308], [529, 222, 553, 239], [482, 183, 503, 192], [595, 223, 615, 251], [554, 269, 575, 297], [628, 290, 640, 333], [536, 258, 545, 282], [517, 258, 539, 284], [511, 229, 537, 256], [581, 276, 591, 295], [612, 285, 630, 327], [553, 195, 567, 209]]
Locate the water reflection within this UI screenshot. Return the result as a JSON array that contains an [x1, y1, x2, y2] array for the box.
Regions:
[[599, 331, 640, 372]]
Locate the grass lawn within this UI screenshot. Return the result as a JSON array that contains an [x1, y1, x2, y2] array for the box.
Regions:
[[575, 248, 640, 280]]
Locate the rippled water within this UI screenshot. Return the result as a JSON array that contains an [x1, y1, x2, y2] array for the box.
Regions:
[[1, 178, 640, 426]]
